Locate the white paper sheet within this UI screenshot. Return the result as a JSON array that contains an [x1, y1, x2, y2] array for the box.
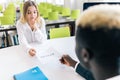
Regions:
[[36, 47, 62, 65]]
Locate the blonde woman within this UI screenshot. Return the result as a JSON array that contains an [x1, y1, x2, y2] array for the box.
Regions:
[[16, 1, 47, 56]]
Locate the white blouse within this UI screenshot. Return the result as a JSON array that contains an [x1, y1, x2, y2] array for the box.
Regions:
[[16, 17, 47, 53]]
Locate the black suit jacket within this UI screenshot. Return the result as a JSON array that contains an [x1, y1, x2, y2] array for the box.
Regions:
[[76, 63, 95, 80]]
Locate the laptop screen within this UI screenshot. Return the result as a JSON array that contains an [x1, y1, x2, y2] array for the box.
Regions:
[[83, 2, 120, 10]]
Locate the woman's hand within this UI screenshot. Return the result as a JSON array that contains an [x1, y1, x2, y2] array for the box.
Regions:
[[29, 48, 36, 56], [60, 55, 77, 68]]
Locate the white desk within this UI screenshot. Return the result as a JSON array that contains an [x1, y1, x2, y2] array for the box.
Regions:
[[0, 37, 85, 80]]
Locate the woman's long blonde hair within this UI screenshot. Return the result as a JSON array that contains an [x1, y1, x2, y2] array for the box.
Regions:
[[20, 0, 41, 24]]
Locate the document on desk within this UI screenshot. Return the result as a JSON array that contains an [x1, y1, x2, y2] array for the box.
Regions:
[[36, 47, 62, 65]]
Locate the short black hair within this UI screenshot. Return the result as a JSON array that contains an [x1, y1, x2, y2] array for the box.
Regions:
[[76, 26, 120, 66]]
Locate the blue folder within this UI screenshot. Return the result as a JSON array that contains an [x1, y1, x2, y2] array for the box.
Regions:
[[14, 66, 48, 80]]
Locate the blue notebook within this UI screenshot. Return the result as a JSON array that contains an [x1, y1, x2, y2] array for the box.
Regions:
[[14, 66, 48, 80]]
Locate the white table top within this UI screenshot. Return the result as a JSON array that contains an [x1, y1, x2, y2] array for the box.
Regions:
[[0, 36, 85, 80]]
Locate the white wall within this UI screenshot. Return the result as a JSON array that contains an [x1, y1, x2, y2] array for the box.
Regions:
[[64, 0, 87, 12], [64, 0, 73, 9], [76, 0, 89, 12]]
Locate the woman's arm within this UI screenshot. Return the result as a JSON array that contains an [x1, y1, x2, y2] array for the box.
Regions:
[[16, 21, 32, 53], [34, 17, 47, 43]]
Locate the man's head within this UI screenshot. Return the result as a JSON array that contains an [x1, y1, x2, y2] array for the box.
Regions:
[[75, 4, 120, 79]]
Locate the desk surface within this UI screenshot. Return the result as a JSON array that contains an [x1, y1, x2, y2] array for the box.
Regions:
[[0, 37, 85, 80]]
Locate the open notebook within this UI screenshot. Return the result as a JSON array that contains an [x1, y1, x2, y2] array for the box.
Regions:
[[14, 66, 48, 80]]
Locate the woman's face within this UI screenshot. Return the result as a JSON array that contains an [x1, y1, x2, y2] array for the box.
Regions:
[[26, 6, 37, 25]]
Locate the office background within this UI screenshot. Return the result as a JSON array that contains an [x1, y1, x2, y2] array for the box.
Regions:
[[0, 0, 119, 48]]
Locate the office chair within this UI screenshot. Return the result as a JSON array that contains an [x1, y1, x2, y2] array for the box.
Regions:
[[41, 8, 52, 19], [0, 15, 15, 26], [0, 5, 3, 12], [70, 9, 80, 20], [48, 11, 59, 20], [49, 26, 70, 39], [61, 7, 71, 17]]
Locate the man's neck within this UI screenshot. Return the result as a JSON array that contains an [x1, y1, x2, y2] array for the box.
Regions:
[[91, 62, 118, 80], [96, 68, 118, 80]]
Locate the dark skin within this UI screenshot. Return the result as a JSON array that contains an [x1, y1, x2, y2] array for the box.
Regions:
[[59, 48, 89, 68], [76, 48, 119, 80], [60, 55, 77, 68], [61, 4, 120, 80]]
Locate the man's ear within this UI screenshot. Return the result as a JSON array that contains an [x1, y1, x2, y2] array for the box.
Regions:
[[81, 48, 90, 63], [81, 48, 94, 69]]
